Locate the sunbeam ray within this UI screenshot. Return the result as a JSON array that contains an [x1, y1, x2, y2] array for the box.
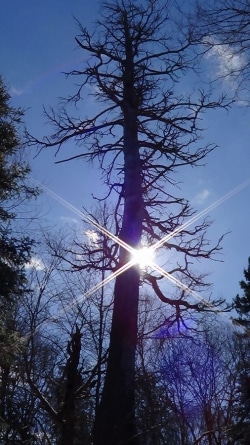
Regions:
[[34, 178, 250, 258], [31, 177, 250, 330], [35, 259, 136, 335], [85, 214, 134, 254], [33, 179, 134, 254], [152, 178, 250, 251], [152, 262, 216, 308], [151, 262, 233, 326]]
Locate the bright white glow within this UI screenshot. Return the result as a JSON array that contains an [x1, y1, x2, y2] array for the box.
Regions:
[[25, 256, 45, 271], [132, 247, 155, 270], [85, 229, 99, 245], [34, 178, 250, 330]]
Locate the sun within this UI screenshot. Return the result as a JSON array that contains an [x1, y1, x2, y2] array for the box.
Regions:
[[132, 246, 155, 270]]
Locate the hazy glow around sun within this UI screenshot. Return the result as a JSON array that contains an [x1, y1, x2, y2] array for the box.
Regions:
[[132, 246, 155, 270], [36, 179, 250, 324]]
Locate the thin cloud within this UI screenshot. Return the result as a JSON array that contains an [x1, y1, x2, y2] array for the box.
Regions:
[[10, 87, 26, 97], [85, 229, 99, 246], [60, 216, 79, 224], [204, 36, 246, 89], [10, 81, 34, 97], [194, 188, 210, 205], [25, 256, 45, 271]]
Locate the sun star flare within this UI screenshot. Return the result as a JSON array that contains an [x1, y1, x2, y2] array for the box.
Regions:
[[132, 246, 155, 270]]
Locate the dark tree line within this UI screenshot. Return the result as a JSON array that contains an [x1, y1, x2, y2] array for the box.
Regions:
[[0, 241, 248, 445]]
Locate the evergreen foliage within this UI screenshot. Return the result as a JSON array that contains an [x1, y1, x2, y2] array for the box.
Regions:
[[234, 258, 250, 326], [0, 77, 36, 306], [0, 76, 37, 435], [232, 258, 250, 445]]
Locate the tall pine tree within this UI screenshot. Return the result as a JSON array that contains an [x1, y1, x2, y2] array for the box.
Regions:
[[235, 259, 250, 325], [0, 76, 37, 431], [232, 258, 250, 444]]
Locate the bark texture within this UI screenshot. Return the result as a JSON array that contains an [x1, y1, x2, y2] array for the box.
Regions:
[[93, 11, 143, 445]]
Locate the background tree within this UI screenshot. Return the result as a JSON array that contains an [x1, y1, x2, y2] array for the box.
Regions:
[[0, 225, 112, 444], [135, 294, 182, 445], [136, 313, 238, 445], [231, 258, 250, 444], [0, 77, 36, 302], [0, 76, 38, 436], [0, 222, 242, 445], [19, 231, 112, 444], [27, 1, 228, 443], [234, 258, 250, 325]]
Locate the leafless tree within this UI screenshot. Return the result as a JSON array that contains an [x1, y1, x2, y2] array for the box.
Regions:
[[0, 230, 112, 444], [27, 1, 229, 443], [157, 321, 238, 445], [194, 0, 250, 99]]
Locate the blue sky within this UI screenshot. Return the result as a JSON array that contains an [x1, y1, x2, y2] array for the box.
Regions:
[[1, 0, 250, 306]]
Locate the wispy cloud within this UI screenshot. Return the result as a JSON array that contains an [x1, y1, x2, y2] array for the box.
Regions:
[[10, 87, 26, 97], [25, 256, 45, 271], [85, 229, 99, 246], [59, 216, 79, 224], [193, 188, 210, 205], [10, 81, 34, 97], [204, 36, 246, 90]]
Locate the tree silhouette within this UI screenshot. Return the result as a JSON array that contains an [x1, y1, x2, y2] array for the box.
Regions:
[[234, 258, 250, 325], [0, 76, 37, 432], [232, 258, 250, 444], [27, 1, 228, 443]]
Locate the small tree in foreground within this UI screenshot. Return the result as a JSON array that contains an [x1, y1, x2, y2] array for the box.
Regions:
[[27, 1, 229, 443]]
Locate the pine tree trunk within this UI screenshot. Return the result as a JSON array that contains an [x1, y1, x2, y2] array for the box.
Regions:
[[93, 13, 143, 445]]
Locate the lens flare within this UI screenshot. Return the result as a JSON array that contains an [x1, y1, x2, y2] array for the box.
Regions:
[[132, 246, 155, 270], [33, 177, 250, 330]]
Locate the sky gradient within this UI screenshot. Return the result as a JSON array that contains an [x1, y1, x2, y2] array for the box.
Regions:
[[1, 0, 250, 306]]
